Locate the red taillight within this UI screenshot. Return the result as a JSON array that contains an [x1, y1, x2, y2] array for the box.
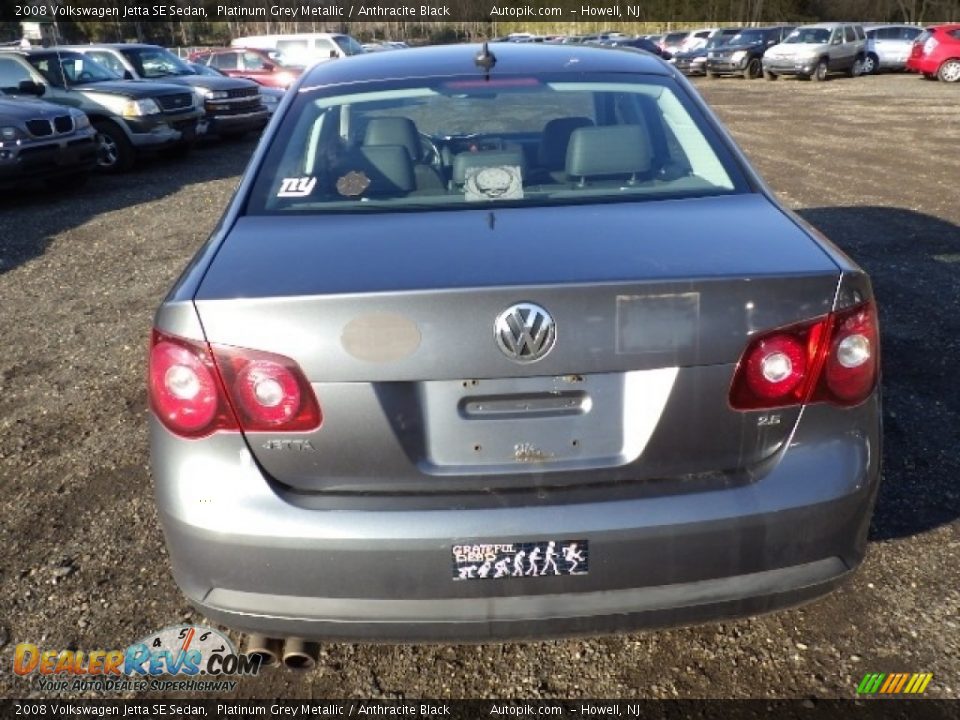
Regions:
[[730, 302, 878, 411], [148, 330, 321, 438], [211, 345, 321, 432], [815, 304, 879, 405], [149, 330, 238, 438]]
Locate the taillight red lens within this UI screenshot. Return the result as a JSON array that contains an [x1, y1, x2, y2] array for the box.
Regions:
[[211, 345, 322, 432], [815, 304, 879, 405], [149, 329, 322, 437], [148, 330, 238, 438], [730, 302, 879, 411]]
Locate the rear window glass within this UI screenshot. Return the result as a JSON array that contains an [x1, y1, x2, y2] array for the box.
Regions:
[[245, 75, 746, 215]]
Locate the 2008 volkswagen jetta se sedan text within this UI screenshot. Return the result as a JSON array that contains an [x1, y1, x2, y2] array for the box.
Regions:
[[148, 43, 881, 657]]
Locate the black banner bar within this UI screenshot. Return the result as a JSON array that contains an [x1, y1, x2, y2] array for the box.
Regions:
[[6, 0, 960, 25]]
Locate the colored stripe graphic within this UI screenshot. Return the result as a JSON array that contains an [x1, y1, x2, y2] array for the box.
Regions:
[[857, 673, 885, 694], [858, 672, 932, 694]]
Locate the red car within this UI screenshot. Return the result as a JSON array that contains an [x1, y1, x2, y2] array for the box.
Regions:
[[188, 48, 303, 89], [906, 24, 960, 82]]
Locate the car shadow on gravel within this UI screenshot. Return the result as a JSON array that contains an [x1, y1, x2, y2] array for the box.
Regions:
[[798, 206, 960, 543], [0, 139, 255, 275]]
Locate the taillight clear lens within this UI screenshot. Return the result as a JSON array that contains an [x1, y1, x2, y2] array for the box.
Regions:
[[211, 345, 321, 432], [730, 316, 829, 410], [148, 331, 237, 437], [745, 336, 806, 399], [923, 37, 939, 54], [730, 302, 879, 411]]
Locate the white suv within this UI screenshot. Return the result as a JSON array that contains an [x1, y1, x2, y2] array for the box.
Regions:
[[763, 23, 867, 81]]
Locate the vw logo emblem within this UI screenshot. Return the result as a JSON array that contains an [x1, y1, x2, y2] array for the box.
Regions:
[[495, 303, 556, 363]]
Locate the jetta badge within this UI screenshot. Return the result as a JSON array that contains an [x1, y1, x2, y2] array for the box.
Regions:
[[495, 303, 556, 363]]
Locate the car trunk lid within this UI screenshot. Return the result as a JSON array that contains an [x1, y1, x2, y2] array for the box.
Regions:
[[193, 194, 840, 494]]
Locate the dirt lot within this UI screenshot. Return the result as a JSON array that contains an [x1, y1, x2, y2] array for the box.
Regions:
[[1, 72, 958, 700]]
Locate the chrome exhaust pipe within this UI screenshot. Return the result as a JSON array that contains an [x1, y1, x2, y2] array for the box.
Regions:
[[245, 634, 282, 668], [282, 637, 319, 671]]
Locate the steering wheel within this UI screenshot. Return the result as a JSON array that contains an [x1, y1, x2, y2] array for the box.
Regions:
[[419, 132, 441, 166], [77, 71, 95, 82]]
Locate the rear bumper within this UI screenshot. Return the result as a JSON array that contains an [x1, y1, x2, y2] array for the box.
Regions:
[[151, 397, 881, 642], [906, 56, 938, 74]]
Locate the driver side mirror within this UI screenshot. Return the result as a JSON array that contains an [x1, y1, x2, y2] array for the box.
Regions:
[[18, 80, 45, 96], [262, 62, 275, 71], [122, 70, 134, 80]]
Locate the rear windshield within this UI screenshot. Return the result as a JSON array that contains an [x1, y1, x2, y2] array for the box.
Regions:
[[245, 74, 747, 215]]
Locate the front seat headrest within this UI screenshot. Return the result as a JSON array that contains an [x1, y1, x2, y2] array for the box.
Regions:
[[565, 125, 652, 181]]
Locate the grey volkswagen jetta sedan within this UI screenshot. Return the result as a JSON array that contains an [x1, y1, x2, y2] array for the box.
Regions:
[[149, 43, 881, 659]]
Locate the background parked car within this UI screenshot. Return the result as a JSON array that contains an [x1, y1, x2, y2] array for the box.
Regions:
[[0, 96, 96, 187], [706, 25, 796, 79], [361, 41, 407, 52], [659, 31, 692, 55], [863, 24, 923, 74], [188, 62, 284, 116], [67, 44, 268, 140], [604, 37, 672, 60], [230, 32, 364, 66], [189, 48, 302, 89], [678, 28, 718, 52], [0, 48, 201, 172], [763, 23, 867, 81], [672, 28, 742, 75], [907, 24, 960, 82]]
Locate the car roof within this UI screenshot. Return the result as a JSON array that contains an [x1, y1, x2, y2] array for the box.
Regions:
[[300, 42, 669, 87], [63, 43, 163, 50], [202, 47, 266, 54], [0, 47, 94, 58]]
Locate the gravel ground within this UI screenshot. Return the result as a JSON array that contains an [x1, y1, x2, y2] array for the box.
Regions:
[[0, 72, 958, 700]]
